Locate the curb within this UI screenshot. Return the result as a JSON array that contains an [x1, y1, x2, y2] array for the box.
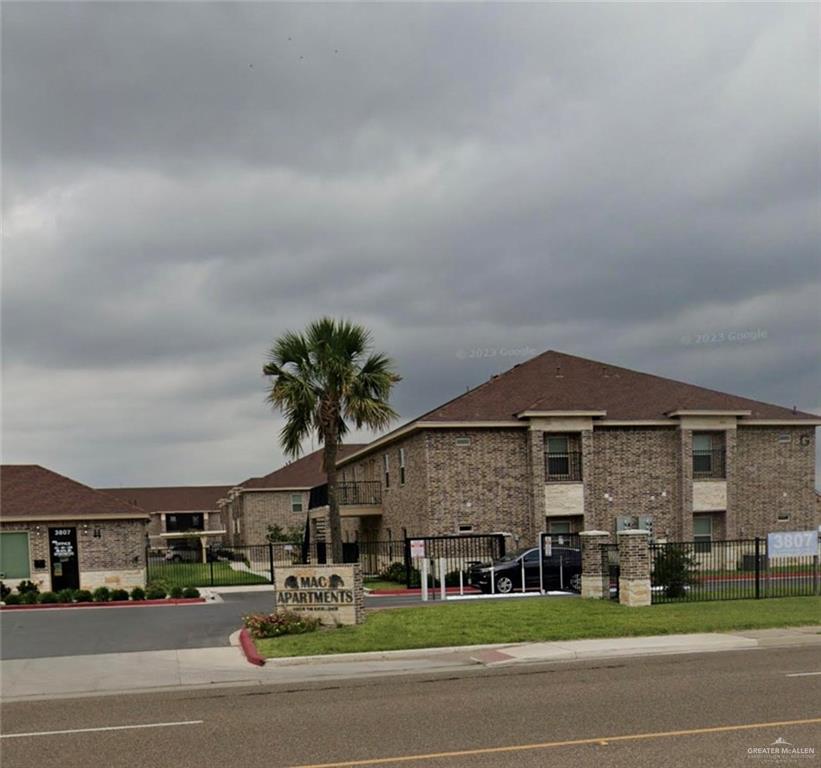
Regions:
[[0, 598, 206, 611], [366, 587, 481, 596], [239, 628, 266, 666]]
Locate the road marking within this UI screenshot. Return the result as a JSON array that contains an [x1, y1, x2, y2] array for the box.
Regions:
[[290, 717, 821, 768], [0, 720, 204, 740], [786, 672, 821, 677]]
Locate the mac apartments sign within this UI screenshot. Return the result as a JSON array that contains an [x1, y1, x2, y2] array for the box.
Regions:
[[274, 565, 363, 625]]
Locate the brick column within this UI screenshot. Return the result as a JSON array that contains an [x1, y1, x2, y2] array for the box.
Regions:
[[677, 429, 694, 540], [528, 429, 546, 540], [579, 530, 610, 599], [580, 429, 594, 529], [724, 429, 737, 538], [617, 529, 651, 607]]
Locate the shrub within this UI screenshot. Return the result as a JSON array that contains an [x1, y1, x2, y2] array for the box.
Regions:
[[146, 578, 171, 593], [38, 591, 59, 604], [145, 585, 167, 599], [110, 589, 129, 601], [0, 582, 11, 600], [92, 586, 111, 603], [379, 561, 420, 585], [653, 545, 698, 598], [130, 586, 146, 601], [169, 585, 184, 599], [16, 579, 40, 595], [20, 591, 38, 604], [4, 593, 21, 605], [182, 586, 200, 599], [242, 611, 321, 639], [56, 589, 76, 603], [74, 590, 93, 602]]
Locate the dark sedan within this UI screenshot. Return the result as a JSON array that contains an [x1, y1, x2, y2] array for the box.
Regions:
[[468, 547, 581, 594]]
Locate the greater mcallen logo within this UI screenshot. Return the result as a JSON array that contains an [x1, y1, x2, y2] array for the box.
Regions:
[[747, 736, 816, 761], [277, 574, 354, 606]]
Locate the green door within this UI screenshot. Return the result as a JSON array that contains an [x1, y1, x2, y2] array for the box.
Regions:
[[0, 532, 31, 579]]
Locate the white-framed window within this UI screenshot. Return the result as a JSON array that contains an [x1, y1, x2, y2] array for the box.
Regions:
[[693, 514, 713, 553], [455, 436, 471, 447], [291, 493, 303, 513], [0, 532, 31, 579], [399, 448, 406, 485], [383, 454, 390, 488], [548, 520, 572, 534]]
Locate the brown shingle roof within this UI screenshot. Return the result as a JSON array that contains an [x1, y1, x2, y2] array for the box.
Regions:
[[239, 445, 367, 490], [99, 485, 231, 513], [420, 350, 817, 422], [1, 465, 149, 521]]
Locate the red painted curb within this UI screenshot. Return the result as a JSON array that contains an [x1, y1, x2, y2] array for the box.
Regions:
[[239, 628, 266, 666], [0, 598, 206, 610]]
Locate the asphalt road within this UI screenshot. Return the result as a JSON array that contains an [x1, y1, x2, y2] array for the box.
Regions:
[[0, 592, 439, 659], [1, 646, 819, 768]]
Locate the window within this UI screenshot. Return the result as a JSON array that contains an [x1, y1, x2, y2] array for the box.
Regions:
[[93, 528, 102, 539], [455, 436, 471, 447], [383, 454, 390, 488], [545, 435, 582, 481], [399, 448, 406, 485], [693, 515, 712, 553], [291, 494, 303, 513], [458, 524, 473, 532], [777, 512, 790, 522], [548, 520, 571, 534], [0, 532, 30, 579], [693, 433, 725, 478]]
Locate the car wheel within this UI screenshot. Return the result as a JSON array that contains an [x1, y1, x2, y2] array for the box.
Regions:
[[496, 575, 514, 594], [569, 573, 581, 593]]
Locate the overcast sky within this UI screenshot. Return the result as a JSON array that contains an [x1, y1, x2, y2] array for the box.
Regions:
[[2, 2, 819, 488]]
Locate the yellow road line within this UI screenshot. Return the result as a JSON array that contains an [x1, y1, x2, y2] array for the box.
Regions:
[[290, 716, 821, 768]]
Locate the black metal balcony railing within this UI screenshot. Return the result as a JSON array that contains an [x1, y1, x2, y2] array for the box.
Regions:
[[545, 451, 583, 482], [308, 481, 383, 509], [692, 448, 726, 479]]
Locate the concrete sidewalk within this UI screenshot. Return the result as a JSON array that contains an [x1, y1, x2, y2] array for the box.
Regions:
[[2, 626, 819, 702]]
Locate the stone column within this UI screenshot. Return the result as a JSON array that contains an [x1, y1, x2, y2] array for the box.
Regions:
[[579, 530, 610, 599], [528, 429, 546, 541], [617, 529, 651, 607]]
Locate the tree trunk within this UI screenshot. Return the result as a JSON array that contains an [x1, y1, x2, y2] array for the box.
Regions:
[[324, 432, 343, 564]]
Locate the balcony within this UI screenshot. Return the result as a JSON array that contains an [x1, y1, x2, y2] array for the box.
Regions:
[[545, 451, 583, 482], [692, 448, 726, 479], [309, 481, 383, 513]]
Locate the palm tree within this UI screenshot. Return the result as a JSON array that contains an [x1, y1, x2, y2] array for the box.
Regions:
[[263, 318, 401, 563]]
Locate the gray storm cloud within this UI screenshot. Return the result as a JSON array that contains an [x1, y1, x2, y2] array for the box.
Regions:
[[2, 2, 818, 486]]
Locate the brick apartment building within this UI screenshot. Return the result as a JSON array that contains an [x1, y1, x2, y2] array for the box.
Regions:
[[100, 485, 230, 548], [1, 465, 149, 592], [219, 445, 365, 547], [308, 351, 819, 548]]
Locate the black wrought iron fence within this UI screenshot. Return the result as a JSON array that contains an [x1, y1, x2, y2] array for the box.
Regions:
[[146, 543, 274, 588], [650, 537, 820, 604], [603, 543, 620, 601], [403, 534, 506, 589]]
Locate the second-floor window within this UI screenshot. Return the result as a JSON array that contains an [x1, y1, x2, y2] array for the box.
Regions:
[[545, 435, 582, 481], [291, 493, 303, 513], [399, 448, 406, 485], [693, 433, 726, 479]]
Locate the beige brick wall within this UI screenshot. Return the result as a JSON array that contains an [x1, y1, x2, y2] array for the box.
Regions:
[[731, 426, 817, 535], [586, 427, 684, 538], [236, 490, 309, 545]]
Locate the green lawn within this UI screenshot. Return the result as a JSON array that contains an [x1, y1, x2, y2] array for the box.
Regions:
[[254, 596, 821, 658], [363, 579, 407, 592], [148, 561, 270, 588]]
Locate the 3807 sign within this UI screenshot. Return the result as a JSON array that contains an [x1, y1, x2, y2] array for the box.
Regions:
[[767, 531, 819, 559]]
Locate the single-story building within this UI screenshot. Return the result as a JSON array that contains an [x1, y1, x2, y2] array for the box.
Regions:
[[0, 465, 149, 592], [306, 350, 819, 548], [220, 445, 366, 547], [100, 485, 230, 549]]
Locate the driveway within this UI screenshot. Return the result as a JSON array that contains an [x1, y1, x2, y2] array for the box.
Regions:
[[0, 593, 276, 660]]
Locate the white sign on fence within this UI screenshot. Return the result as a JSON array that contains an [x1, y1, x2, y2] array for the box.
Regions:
[[410, 539, 426, 558], [543, 537, 552, 557], [767, 530, 819, 558]]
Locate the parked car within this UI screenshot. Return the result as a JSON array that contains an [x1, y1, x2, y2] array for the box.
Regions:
[[163, 542, 216, 563], [468, 547, 581, 594]]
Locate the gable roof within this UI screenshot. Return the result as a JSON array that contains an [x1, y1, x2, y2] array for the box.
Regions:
[[238, 445, 367, 491], [338, 350, 818, 465], [421, 350, 818, 422], [1, 465, 149, 521], [99, 485, 231, 513]]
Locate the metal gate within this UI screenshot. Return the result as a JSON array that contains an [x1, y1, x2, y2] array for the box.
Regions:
[[604, 543, 619, 601], [403, 534, 506, 588]]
